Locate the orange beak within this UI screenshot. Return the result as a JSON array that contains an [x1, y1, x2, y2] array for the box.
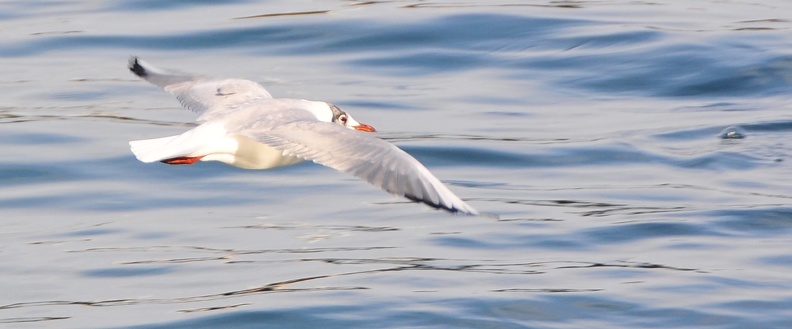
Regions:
[[354, 123, 377, 132]]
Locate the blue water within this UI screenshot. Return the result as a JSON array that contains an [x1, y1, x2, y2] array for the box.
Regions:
[[2, 1, 792, 328]]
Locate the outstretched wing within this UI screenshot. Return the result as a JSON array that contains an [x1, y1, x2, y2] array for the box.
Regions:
[[128, 57, 273, 118], [244, 122, 479, 215]]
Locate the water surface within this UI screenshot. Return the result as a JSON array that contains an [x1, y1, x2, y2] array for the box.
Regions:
[[1, 0, 792, 328]]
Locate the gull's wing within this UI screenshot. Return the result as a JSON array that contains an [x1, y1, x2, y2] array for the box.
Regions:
[[244, 122, 479, 215], [128, 56, 272, 117]]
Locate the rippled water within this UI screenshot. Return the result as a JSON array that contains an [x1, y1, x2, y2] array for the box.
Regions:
[[2, 1, 792, 328]]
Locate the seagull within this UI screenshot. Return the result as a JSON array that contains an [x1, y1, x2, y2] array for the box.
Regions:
[[127, 57, 479, 215]]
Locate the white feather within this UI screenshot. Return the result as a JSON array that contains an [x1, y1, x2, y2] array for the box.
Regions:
[[129, 123, 233, 163]]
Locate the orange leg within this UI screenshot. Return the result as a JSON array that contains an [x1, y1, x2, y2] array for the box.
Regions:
[[161, 156, 204, 165]]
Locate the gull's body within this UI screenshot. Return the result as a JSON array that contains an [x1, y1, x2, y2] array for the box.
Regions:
[[127, 57, 478, 215]]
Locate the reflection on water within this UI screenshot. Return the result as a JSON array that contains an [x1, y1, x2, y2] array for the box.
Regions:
[[1, 0, 792, 328]]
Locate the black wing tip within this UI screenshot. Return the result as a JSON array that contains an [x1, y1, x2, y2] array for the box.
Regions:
[[404, 194, 480, 216], [128, 56, 147, 78]]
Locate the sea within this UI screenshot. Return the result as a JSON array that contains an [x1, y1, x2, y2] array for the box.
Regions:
[[1, 0, 791, 328]]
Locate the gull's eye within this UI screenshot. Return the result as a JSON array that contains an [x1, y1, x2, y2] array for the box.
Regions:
[[338, 114, 348, 125]]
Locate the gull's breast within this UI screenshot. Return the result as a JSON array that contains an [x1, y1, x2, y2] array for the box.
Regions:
[[202, 135, 303, 170]]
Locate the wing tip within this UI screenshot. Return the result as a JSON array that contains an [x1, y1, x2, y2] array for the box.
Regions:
[[128, 56, 147, 78], [405, 194, 483, 216]]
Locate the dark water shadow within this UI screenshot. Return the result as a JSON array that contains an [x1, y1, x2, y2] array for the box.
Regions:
[[0, 256, 700, 318], [108, 291, 790, 329], [653, 119, 792, 141], [2, 11, 789, 100], [105, 0, 252, 12], [708, 207, 792, 237], [401, 142, 762, 171]]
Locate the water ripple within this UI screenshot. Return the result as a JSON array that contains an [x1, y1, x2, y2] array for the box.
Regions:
[[2, 2, 792, 328], [3, 11, 788, 99]]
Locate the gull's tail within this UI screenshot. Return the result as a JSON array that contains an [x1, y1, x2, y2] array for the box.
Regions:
[[129, 123, 228, 163]]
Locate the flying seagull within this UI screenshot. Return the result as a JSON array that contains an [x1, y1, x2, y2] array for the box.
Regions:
[[127, 57, 479, 215]]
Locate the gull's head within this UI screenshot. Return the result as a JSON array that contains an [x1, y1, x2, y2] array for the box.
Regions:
[[328, 103, 376, 132]]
